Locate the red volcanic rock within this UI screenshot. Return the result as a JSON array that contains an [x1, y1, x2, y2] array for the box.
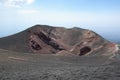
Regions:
[[0, 24, 119, 57]]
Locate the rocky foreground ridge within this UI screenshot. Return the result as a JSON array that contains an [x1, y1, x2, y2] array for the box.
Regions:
[[0, 25, 119, 57]]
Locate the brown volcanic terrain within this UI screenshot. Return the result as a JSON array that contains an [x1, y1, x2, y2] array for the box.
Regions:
[[0, 24, 119, 57], [0, 25, 120, 80]]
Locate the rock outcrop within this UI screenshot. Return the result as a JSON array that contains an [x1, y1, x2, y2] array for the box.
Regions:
[[0, 25, 119, 57]]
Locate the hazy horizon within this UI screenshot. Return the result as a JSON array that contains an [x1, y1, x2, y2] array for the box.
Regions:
[[0, 0, 120, 42]]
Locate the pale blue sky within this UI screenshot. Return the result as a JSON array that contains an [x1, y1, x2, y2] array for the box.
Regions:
[[0, 0, 120, 42]]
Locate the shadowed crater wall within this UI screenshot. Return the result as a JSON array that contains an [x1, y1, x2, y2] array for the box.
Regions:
[[79, 46, 91, 56]]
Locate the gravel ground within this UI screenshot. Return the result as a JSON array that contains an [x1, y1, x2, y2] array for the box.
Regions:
[[0, 49, 120, 80]]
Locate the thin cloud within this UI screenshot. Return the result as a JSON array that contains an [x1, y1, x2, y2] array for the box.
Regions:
[[18, 9, 38, 14], [0, 2, 2, 5], [26, 0, 34, 4], [1, 0, 35, 8]]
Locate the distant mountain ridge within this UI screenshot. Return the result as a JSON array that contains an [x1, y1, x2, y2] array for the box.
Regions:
[[0, 24, 119, 57]]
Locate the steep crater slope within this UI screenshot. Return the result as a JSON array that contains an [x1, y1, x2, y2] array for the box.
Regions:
[[0, 25, 119, 56]]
